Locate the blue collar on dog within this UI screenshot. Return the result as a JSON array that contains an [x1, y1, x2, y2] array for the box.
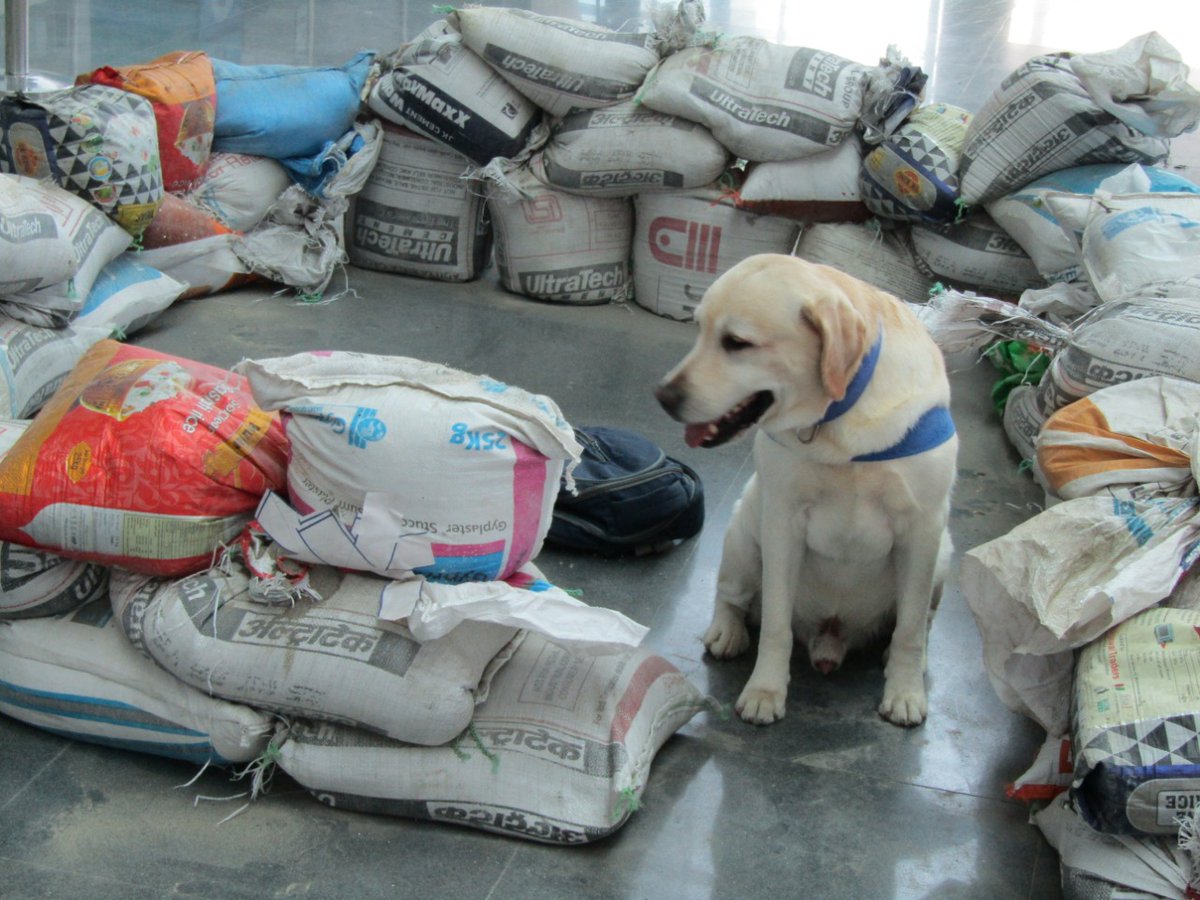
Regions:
[[818, 330, 883, 425], [852, 406, 956, 462]]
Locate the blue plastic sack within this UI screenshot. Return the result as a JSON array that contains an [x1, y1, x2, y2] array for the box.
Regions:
[[211, 51, 374, 160]]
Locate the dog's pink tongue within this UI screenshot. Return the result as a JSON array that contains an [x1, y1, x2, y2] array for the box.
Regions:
[[685, 424, 709, 448]]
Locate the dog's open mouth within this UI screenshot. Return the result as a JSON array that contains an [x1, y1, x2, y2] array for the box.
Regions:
[[685, 391, 774, 448]]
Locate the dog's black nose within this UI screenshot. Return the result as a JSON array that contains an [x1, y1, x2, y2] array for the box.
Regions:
[[655, 380, 683, 417]]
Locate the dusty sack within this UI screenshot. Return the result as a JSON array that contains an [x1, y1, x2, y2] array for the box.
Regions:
[[347, 124, 491, 282], [0, 340, 288, 576], [736, 136, 868, 223], [793, 223, 933, 302], [183, 152, 290, 232], [235, 350, 582, 583], [0, 315, 110, 418], [529, 99, 729, 197], [488, 166, 632, 305], [0, 539, 107, 620], [276, 631, 710, 844], [367, 18, 542, 165], [632, 185, 801, 320], [910, 210, 1044, 295], [1, 590, 272, 764], [112, 560, 521, 745]]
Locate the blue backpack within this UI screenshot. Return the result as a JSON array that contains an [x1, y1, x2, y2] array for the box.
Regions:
[[548, 426, 705, 556]]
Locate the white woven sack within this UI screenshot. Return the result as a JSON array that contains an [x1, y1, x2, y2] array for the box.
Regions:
[[276, 631, 710, 844], [184, 152, 291, 231], [69, 254, 186, 337], [0, 591, 272, 764], [636, 37, 870, 162], [366, 18, 542, 165], [738, 136, 864, 213], [0, 314, 110, 418], [488, 166, 632, 305], [1002, 384, 1048, 465], [0, 541, 108, 619], [632, 186, 800, 320], [529, 99, 728, 197], [112, 561, 521, 746], [236, 350, 581, 584], [453, 7, 665, 118], [346, 124, 491, 282], [910, 211, 1044, 295], [793, 222, 933, 303]]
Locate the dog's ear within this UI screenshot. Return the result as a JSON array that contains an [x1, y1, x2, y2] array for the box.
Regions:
[[802, 293, 868, 401]]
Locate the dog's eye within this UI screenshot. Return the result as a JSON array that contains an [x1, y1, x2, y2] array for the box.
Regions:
[[721, 334, 755, 352]]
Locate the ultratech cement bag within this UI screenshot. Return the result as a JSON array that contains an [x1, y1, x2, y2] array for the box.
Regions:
[[633, 185, 801, 320], [78, 50, 217, 193], [347, 124, 491, 282], [0, 315, 110, 418], [183, 152, 291, 232], [910, 210, 1044, 296], [235, 350, 582, 584], [112, 560, 521, 746], [1, 591, 272, 764], [488, 165, 632, 305], [367, 18, 542, 165], [736, 136, 868, 223], [859, 102, 972, 224], [636, 37, 910, 162], [986, 164, 1200, 285], [1071, 607, 1200, 836], [957, 33, 1200, 206], [528, 99, 728, 197], [1036, 376, 1199, 502], [276, 631, 710, 844], [0, 84, 164, 236], [1035, 293, 1200, 416], [794, 223, 933, 302], [1001, 384, 1047, 464], [452, 7, 670, 118], [0, 340, 289, 576]]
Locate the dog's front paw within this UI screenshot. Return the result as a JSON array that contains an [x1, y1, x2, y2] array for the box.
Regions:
[[703, 607, 750, 659], [878, 682, 927, 727], [735, 683, 787, 724]]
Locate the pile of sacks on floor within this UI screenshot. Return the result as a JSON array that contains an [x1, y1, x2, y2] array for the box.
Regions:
[[0, 339, 712, 845]]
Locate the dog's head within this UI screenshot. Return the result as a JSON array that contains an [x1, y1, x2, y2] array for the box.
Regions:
[[655, 254, 872, 448]]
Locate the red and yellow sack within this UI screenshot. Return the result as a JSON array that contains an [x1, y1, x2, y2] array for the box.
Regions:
[[0, 341, 288, 576], [80, 51, 217, 193]]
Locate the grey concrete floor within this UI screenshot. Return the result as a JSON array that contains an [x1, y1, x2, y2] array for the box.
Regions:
[[2, 0, 1197, 897]]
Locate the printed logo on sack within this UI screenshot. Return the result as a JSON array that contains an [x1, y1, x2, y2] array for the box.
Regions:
[[523, 194, 563, 225], [649, 217, 722, 273], [311, 407, 387, 448]]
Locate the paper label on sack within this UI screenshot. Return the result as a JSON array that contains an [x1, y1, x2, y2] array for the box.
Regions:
[[254, 490, 436, 575], [378, 575, 648, 648]]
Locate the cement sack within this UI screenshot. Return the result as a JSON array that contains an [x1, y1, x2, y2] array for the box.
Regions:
[[183, 152, 291, 232], [346, 124, 491, 282], [1070, 191, 1200, 305], [235, 350, 582, 584], [633, 186, 801, 320], [1, 592, 272, 764], [78, 51, 217, 193], [488, 166, 632, 305], [1071, 607, 1200, 836], [0, 175, 131, 298], [960, 494, 1200, 735], [112, 559, 521, 745], [1002, 384, 1048, 464], [986, 163, 1200, 284], [910, 211, 1044, 296], [276, 631, 710, 844], [793, 222, 933, 302], [71, 254, 187, 337], [452, 7, 675, 118], [210, 52, 374, 161], [1035, 293, 1200, 416], [735, 136, 868, 223], [137, 233, 256, 299], [1036, 376, 1199, 502], [957, 33, 1200, 206], [528, 99, 729, 197], [635, 37, 910, 162], [367, 18, 542, 165], [0, 340, 288, 576], [859, 102, 972, 224], [0, 84, 164, 236], [0, 315, 110, 418]]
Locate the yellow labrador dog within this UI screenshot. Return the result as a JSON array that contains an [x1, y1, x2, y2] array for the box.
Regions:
[[656, 254, 956, 727]]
